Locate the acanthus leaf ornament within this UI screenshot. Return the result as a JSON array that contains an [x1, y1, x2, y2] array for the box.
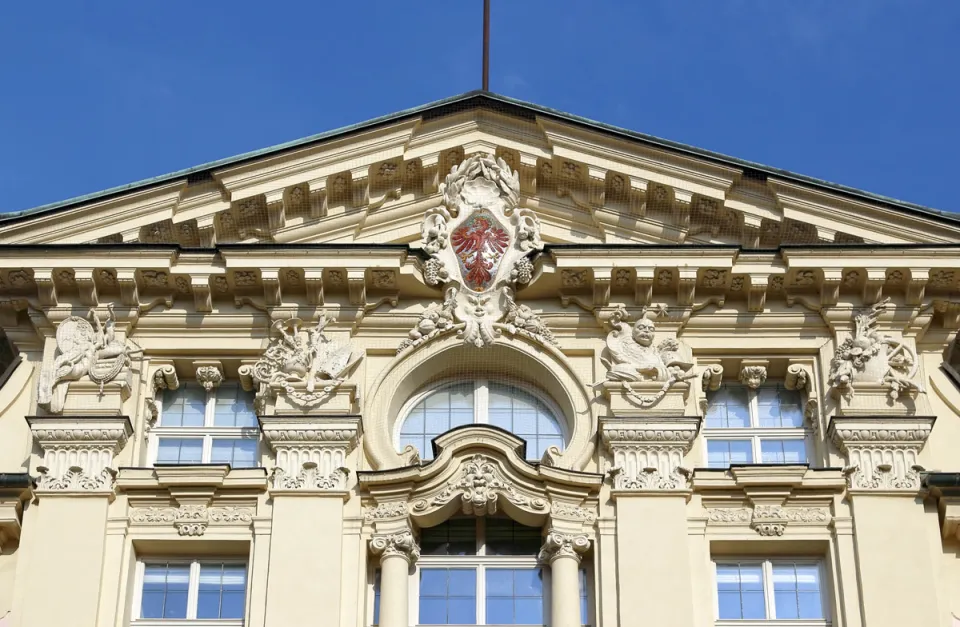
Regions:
[[38, 305, 140, 413], [36, 465, 117, 492], [406, 154, 551, 352], [251, 313, 360, 409], [271, 461, 349, 491], [827, 298, 921, 400], [599, 305, 696, 408]]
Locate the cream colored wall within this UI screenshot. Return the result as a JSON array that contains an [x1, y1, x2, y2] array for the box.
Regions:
[[0, 113, 958, 627]]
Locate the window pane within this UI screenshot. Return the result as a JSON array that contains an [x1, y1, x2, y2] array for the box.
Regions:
[[156, 438, 203, 464], [761, 439, 807, 464], [399, 384, 474, 460], [141, 564, 189, 619], [716, 564, 766, 620], [211, 438, 259, 468], [773, 563, 822, 620], [213, 383, 258, 427], [419, 568, 476, 625], [706, 439, 753, 468], [486, 518, 542, 556], [197, 563, 247, 619], [487, 382, 564, 461], [485, 568, 543, 625], [705, 387, 750, 428], [579, 568, 589, 626], [373, 570, 381, 625], [758, 386, 804, 428], [420, 519, 477, 556], [161, 385, 207, 427]]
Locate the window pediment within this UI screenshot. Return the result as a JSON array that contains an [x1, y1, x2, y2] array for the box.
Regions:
[[359, 425, 602, 530]]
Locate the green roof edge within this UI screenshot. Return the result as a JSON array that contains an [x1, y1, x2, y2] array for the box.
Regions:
[[3, 90, 957, 227]]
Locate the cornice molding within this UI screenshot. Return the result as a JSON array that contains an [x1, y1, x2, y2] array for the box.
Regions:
[[829, 416, 934, 494]]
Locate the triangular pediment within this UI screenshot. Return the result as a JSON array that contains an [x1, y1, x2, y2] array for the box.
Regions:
[[1, 92, 957, 250]]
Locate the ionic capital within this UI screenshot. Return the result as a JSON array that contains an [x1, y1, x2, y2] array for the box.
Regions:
[[370, 530, 420, 565], [538, 530, 590, 565]]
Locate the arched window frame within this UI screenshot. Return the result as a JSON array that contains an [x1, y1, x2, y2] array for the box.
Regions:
[[394, 378, 569, 461]]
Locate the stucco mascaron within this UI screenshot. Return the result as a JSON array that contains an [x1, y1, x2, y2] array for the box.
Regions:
[[0, 96, 959, 626]]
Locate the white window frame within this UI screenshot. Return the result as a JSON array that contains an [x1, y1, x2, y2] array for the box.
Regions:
[[398, 517, 594, 627], [131, 557, 249, 626], [394, 378, 569, 460], [702, 383, 810, 468], [712, 558, 830, 626], [148, 383, 260, 467]]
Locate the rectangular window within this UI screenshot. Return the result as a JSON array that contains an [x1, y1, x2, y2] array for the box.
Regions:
[[704, 384, 809, 469], [715, 559, 826, 624], [150, 382, 259, 468], [401, 517, 592, 626], [136, 560, 247, 623]]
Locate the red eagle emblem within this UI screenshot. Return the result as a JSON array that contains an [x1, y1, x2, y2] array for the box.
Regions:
[[451, 212, 510, 290]]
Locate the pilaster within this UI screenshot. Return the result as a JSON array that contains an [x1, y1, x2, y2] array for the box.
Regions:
[[828, 415, 940, 627], [260, 416, 359, 627], [17, 416, 131, 627], [601, 415, 699, 627]]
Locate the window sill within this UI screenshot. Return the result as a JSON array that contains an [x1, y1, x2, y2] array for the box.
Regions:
[[133, 620, 245, 627]]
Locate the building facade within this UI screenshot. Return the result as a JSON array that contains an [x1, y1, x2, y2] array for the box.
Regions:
[[0, 92, 958, 627]]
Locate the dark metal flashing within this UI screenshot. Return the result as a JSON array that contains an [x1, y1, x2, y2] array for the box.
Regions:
[[0, 473, 32, 490], [2, 91, 957, 228], [0, 241, 429, 260], [924, 472, 960, 497]]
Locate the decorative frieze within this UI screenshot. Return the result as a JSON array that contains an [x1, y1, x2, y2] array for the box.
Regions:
[[272, 462, 349, 491], [600, 416, 700, 492], [550, 502, 598, 524], [705, 504, 830, 536], [129, 505, 254, 536], [363, 501, 409, 523], [538, 531, 590, 564], [828, 416, 934, 493], [28, 416, 132, 497]]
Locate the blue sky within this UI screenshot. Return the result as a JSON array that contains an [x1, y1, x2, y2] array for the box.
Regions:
[[1, 1, 958, 213]]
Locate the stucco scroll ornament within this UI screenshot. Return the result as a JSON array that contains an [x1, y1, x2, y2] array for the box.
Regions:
[[405, 153, 551, 353], [827, 298, 921, 401], [38, 305, 141, 414], [426, 454, 546, 516], [251, 313, 361, 408], [599, 305, 696, 407]]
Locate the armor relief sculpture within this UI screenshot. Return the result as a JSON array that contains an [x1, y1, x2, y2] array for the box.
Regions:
[[248, 313, 361, 411], [402, 154, 553, 353], [827, 298, 921, 403], [38, 305, 140, 414], [599, 305, 696, 409]]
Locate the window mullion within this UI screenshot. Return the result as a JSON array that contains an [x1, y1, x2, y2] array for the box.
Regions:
[[477, 563, 485, 625], [763, 560, 775, 619], [476, 379, 489, 425], [205, 389, 216, 427], [203, 436, 213, 464], [187, 561, 200, 619]]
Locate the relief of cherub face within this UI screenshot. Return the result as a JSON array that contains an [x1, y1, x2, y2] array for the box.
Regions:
[[632, 318, 656, 347]]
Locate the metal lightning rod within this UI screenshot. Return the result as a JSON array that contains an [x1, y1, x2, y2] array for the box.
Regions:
[[482, 0, 490, 90]]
